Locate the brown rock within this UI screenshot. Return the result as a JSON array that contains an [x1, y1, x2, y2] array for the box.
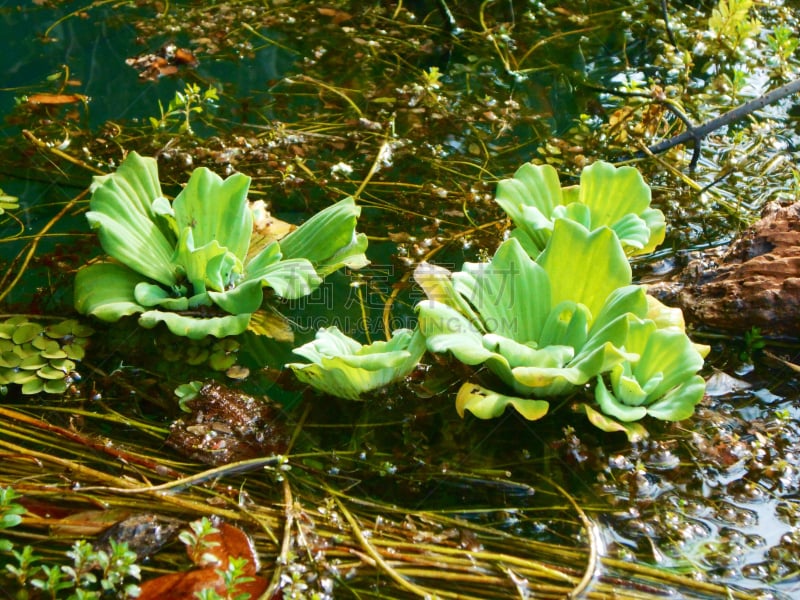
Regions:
[[653, 202, 800, 337], [167, 382, 289, 465]]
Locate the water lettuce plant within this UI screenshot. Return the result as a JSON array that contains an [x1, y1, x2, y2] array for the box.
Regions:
[[287, 327, 426, 400], [414, 219, 707, 440], [74, 153, 367, 339], [495, 160, 666, 257]]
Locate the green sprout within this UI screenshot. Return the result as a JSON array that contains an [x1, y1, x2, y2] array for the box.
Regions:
[[150, 83, 219, 134], [708, 0, 761, 49], [739, 326, 766, 362]]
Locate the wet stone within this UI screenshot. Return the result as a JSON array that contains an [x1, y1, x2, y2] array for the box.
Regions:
[[167, 382, 289, 465], [652, 201, 800, 338], [96, 513, 183, 559]]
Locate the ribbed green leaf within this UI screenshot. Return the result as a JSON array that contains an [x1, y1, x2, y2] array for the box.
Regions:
[[172, 167, 252, 261], [288, 327, 425, 400], [453, 238, 550, 343], [279, 197, 368, 274], [538, 220, 631, 320], [576, 403, 649, 442], [87, 153, 177, 286], [138, 311, 251, 339], [494, 160, 666, 257], [74, 263, 144, 322], [455, 382, 549, 421]]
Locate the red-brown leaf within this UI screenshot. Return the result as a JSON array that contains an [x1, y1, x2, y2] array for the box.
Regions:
[[138, 568, 267, 600]]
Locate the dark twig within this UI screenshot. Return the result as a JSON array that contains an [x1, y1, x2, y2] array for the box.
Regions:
[[645, 77, 800, 169]]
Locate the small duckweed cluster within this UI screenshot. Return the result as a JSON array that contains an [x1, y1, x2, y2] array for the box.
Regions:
[[0, 317, 92, 395]]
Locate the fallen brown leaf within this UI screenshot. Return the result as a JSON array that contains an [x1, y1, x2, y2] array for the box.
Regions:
[[27, 93, 87, 105], [138, 522, 266, 600]]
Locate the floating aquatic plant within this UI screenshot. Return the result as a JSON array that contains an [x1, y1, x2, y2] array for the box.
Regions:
[[495, 160, 666, 257], [0, 317, 92, 395], [74, 153, 367, 339], [414, 219, 707, 440], [287, 327, 426, 400]]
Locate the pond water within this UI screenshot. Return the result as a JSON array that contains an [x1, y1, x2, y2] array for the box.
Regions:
[[1, 1, 800, 598]]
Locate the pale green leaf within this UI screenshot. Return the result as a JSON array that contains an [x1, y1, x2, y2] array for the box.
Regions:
[[173, 227, 238, 294], [413, 262, 484, 332], [455, 382, 549, 421], [453, 238, 550, 343], [74, 263, 144, 322], [416, 301, 493, 365], [538, 219, 631, 319], [134, 282, 189, 310], [172, 167, 252, 261], [138, 311, 251, 339], [595, 376, 647, 422], [645, 375, 706, 421], [576, 403, 649, 442], [87, 153, 177, 286], [495, 162, 563, 252], [288, 327, 425, 400], [280, 197, 368, 274], [577, 161, 652, 223], [244, 258, 321, 300]]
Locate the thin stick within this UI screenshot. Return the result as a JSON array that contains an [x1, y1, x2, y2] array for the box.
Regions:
[[0, 187, 87, 303], [79, 456, 285, 494], [0, 406, 183, 479], [644, 77, 800, 167], [263, 478, 295, 599], [22, 129, 105, 175], [335, 497, 440, 598]]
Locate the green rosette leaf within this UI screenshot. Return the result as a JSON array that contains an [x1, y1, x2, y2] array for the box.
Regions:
[[173, 227, 240, 295], [455, 382, 549, 421], [609, 319, 707, 417], [538, 220, 632, 320], [134, 282, 190, 310], [279, 197, 369, 275], [138, 311, 251, 340], [74, 262, 144, 322], [453, 237, 551, 343], [242, 257, 321, 300], [576, 403, 649, 442], [287, 327, 426, 400], [87, 153, 178, 287], [645, 375, 706, 421], [495, 161, 666, 256], [495, 162, 563, 252], [172, 167, 253, 262]]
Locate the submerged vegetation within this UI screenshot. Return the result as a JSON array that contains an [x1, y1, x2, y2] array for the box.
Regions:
[[1, 0, 800, 598]]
